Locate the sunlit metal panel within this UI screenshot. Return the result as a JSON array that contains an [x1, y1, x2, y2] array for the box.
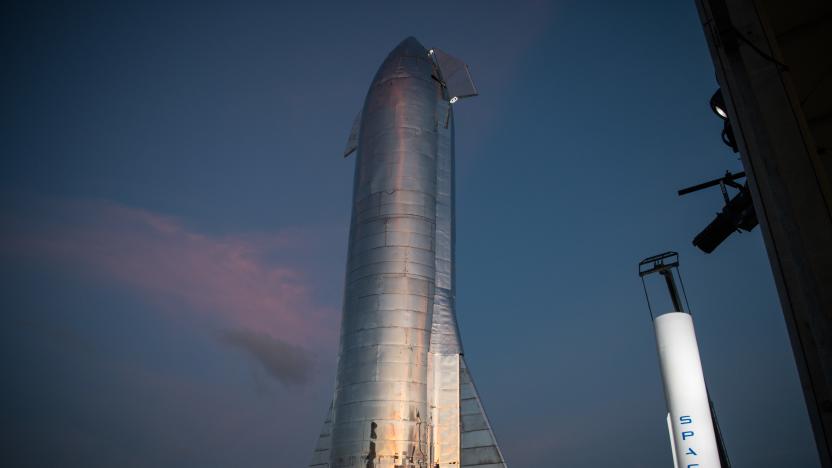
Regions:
[[311, 37, 505, 468]]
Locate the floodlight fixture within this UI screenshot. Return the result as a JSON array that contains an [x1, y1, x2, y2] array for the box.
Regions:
[[679, 171, 758, 253], [709, 89, 738, 153], [710, 89, 729, 119]]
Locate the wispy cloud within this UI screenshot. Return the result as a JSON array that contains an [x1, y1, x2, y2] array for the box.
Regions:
[[2, 197, 338, 383], [221, 329, 314, 386]]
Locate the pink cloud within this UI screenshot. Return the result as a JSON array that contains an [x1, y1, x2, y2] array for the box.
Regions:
[[2, 198, 338, 351]]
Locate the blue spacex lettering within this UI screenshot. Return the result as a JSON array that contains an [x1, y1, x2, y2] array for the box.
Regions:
[[679, 415, 699, 467]]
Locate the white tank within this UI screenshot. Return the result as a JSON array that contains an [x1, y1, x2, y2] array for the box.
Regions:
[[654, 312, 721, 468]]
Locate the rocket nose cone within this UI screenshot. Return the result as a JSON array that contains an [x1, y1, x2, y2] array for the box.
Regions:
[[389, 36, 427, 58], [371, 36, 432, 84]]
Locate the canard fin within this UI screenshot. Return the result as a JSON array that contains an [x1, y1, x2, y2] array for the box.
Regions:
[[343, 111, 361, 158]]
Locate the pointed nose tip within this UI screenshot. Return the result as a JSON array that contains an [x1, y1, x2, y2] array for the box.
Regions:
[[390, 36, 427, 57]]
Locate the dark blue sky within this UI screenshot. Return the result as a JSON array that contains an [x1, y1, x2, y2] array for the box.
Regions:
[[1, 1, 818, 467]]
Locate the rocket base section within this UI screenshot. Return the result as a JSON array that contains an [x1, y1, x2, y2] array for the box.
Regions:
[[310, 356, 507, 468], [309, 401, 334, 467], [459, 356, 507, 468]]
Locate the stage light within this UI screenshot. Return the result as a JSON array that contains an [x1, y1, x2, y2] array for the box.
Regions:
[[693, 189, 757, 253], [710, 89, 728, 119], [709, 89, 738, 152], [679, 171, 758, 253]]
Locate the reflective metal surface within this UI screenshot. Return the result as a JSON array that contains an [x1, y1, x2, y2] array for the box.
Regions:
[[311, 37, 506, 468], [431, 48, 478, 101]]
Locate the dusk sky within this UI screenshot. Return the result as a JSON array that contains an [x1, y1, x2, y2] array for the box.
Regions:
[[1, 1, 820, 467]]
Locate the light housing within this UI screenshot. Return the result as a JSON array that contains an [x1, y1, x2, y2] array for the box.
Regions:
[[692, 188, 757, 253], [709, 89, 738, 152], [678, 171, 757, 253], [710, 89, 728, 119]]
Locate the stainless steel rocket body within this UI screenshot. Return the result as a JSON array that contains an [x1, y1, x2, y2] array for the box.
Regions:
[[333, 37, 443, 466], [311, 37, 505, 468]]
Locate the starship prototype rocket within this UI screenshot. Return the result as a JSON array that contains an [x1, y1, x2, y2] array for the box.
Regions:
[[309, 37, 507, 468]]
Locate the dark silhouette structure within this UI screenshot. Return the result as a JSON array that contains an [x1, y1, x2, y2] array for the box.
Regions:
[[695, 0, 832, 465]]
